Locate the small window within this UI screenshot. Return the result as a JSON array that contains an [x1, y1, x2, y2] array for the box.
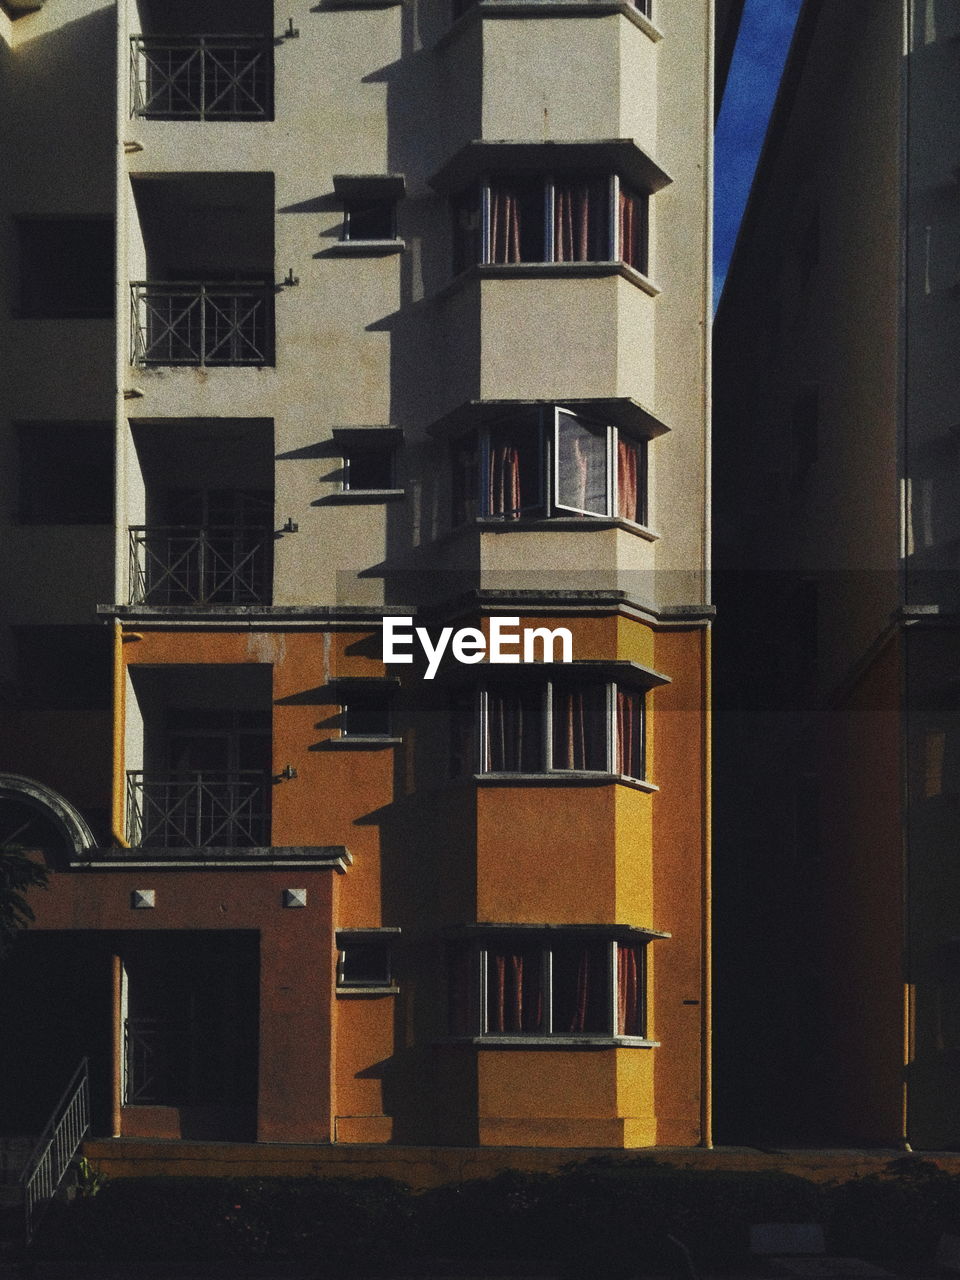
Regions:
[[343, 443, 396, 491], [17, 218, 114, 318], [17, 422, 114, 524], [337, 932, 396, 989], [342, 692, 393, 738], [343, 198, 396, 242]]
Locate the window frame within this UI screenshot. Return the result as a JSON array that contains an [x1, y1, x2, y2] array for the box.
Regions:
[[455, 676, 647, 782], [460, 173, 648, 273], [336, 928, 401, 994], [452, 406, 648, 528], [448, 930, 656, 1045], [342, 441, 398, 493], [341, 196, 398, 244]]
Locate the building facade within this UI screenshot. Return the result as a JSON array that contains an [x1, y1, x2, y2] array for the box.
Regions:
[[1, 0, 730, 1155], [714, 0, 960, 1149]]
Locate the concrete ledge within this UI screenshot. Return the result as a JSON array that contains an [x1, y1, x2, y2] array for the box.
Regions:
[[81, 1140, 960, 1189]]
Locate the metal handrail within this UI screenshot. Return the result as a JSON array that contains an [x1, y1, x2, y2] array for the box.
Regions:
[[20, 1058, 90, 1247], [130, 34, 273, 120], [130, 280, 274, 367], [128, 524, 272, 605], [126, 770, 270, 848]]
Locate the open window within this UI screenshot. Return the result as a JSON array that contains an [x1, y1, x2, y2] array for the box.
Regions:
[[452, 407, 647, 527], [332, 175, 405, 251], [336, 928, 400, 993]]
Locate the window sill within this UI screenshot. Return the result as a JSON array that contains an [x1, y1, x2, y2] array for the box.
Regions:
[[478, 260, 659, 295], [434, 261, 660, 305], [474, 772, 658, 793], [328, 736, 402, 748], [472, 516, 659, 541], [440, 1035, 659, 1049], [337, 985, 400, 996], [324, 239, 405, 257], [321, 489, 406, 503]]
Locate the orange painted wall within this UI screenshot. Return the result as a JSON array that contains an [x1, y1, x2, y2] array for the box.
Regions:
[[20, 610, 708, 1150], [651, 626, 708, 1146]]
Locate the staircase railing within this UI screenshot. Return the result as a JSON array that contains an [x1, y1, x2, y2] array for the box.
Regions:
[[20, 1058, 90, 1246]]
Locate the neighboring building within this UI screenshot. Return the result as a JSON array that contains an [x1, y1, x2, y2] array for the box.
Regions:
[[714, 0, 960, 1148], [1, 0, 734, 1160]]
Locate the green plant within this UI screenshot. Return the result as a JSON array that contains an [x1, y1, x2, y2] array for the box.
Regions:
[[0, 845, 48, 957], [74, 1157, 106, 1199]]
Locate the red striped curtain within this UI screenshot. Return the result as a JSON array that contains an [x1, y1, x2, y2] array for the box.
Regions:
[[618, 187, 646, 272], [488, 688, 542, 772], [617, 434, 641, 523], [617, 943, 643, 1036], [489, 185, 522, 264], [488, 944, 543, 1033], [488, 442, 521, 517], [554, 178, 607, 262], [616, 687, 643, 779], [552, 685, 607, 770]]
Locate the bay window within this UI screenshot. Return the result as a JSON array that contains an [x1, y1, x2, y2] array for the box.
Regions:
[[454, 175, 648, 273], [453, 676, 647, 781], [447, 929, 654, 1042], [452, 407, 647, 526]]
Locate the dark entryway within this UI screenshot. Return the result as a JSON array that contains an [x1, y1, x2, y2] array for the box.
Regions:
[[122, 931, 259, 1140]]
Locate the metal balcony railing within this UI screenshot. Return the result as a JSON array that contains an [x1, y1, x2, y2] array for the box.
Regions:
[[126, 771, 270, 848], [130, 281, 274, 367], [124, 1017, 185, 1105], [130, 35, 273, 120], [129, 525, 272, 606]]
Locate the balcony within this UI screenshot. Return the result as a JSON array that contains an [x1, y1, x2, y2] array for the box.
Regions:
[[129, 524, 272, 606], [130, 281, 274, 367], [130, 35, 273, 121], [126, 770, 270, 848]]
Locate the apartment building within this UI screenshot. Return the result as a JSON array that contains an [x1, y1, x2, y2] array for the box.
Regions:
[[714, 0, 960, 1149], [1, 0, 734, 1162]]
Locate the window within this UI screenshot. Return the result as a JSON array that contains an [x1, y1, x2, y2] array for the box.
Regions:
[[337, 930, 398, 990], [447, 930, 650, 1041], [17, 422, 114, 524], [341, 690, 393, 738], [453, 677, 646, 780], [454, 176, 647, 274], [332, 174, 404, 250], [452, 407, 647, 526], [343, 442, 397, 492], [342, 198, 396, 242], [17, 218, 114, 318]]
